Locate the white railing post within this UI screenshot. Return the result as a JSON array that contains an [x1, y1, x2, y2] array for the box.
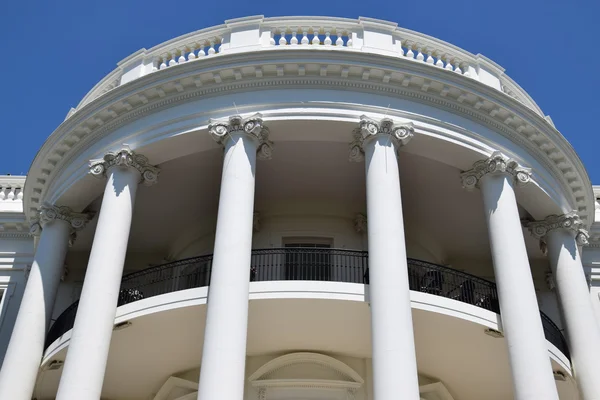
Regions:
[[474, 54, 505, 90], [221, 15, 264, 54], [358, 17, 398, 55]]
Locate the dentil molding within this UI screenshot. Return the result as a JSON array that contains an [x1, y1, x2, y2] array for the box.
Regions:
[[89, 146, 161, 186], [24, 50, 593, 227], [460, 151, 532, 190], [349, 115, 414, 162], [208, 113, 273, 160]]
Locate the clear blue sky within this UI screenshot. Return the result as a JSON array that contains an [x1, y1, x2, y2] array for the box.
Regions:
[[1, 1, 598, 181]]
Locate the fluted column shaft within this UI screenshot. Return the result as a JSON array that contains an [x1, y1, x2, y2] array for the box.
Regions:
[[463, 152, 559, 400], [528, 214, 600, 399], [351, 116, 420, 400], [197, 114, 272, 400], [56, 148, 159, 400], [0, 205, 88, 400]]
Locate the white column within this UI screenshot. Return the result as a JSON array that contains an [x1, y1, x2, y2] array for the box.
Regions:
[[350, 116, 420, 400], [461, 152, 559, 400], [55, 147, 159, 400], [0, 205, 89, 400], [197, 114, 272, 400], [527, 213, 600, 399]]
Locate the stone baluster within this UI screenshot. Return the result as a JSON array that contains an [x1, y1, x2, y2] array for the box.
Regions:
[[425, 48, 434, 65], [188, 44, 197, 60], [435, 52, 444, 68], [444, 56, 454, 71], [168, 52, 177, 67], [312, 29, 320, 45], [159, 55, 168, 70], [301, 30, 309, 45], [177, 47, 186, 64], [453, 60, 462, 74], [416, 46, 425, 62], [336, 30, 344, 46], [405, 42, 414, 59]]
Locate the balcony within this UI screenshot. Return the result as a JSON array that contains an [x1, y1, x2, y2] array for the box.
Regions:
[[46, 248, 569, 360]]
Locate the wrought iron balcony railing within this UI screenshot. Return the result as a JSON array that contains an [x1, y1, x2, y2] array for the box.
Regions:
[[46, 248, 569, 360]]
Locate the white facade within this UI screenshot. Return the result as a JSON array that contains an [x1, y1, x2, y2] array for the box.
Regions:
[[0, 15, 598, 400]]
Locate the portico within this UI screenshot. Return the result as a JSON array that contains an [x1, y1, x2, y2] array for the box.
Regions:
[[0, 15, 596, 400]]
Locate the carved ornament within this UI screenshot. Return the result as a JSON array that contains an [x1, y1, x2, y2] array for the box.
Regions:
[[89, 145, 160, 186]]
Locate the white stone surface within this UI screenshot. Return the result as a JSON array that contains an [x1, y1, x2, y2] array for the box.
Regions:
[[362, 133, 420, 399], [55, 166, 140, 400], [547, 228, 600, 399], [479, 172, 559, 399], [0, 219, 70, 400], [196, 131, 259, 400]]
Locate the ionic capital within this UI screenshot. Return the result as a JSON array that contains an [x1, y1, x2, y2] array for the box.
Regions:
[[29, 203, 92, 244], [89, 145, 160, 186], [349, 115, 414, 162], [525, 211, 589, 247], [460, 151, 532, 190], [209, 113, 273, 160]]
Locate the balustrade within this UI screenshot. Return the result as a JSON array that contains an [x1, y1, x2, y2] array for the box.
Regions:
[[0, 178, 24, 204], [268, 27, 353, 47], [71, 17, 542, 115], [45, 248, 570, 360], [156, 38, 223, 71]]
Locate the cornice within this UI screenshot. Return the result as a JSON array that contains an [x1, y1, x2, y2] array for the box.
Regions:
[[25, 49, 593, 226]]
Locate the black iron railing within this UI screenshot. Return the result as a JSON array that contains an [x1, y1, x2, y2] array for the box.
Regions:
[[45, 248, 569, 360]]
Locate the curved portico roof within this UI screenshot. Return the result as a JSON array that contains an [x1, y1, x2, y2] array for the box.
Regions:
[[23, 15, 594, 227]]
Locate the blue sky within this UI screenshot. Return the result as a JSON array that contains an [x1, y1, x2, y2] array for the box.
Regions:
[[1, 1, 598, 182]]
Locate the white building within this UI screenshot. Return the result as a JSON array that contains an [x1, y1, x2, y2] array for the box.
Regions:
[[0, 15, 598, 400]]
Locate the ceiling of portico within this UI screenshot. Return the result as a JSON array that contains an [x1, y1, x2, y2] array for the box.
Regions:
[[70, 132, 548, 274]]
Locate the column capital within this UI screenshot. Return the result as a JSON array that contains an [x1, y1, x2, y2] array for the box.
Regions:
[[29, 203, 92, 240], [460, 151, 532, 190], [525, 211, 589, 246], [349, 115, 414, 162], [209, 113, 273, 160], [89, 145, 160, 186], [354, 213, 367, 233]]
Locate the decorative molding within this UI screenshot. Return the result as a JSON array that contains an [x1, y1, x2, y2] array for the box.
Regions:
[[24, 50, 593, 228], [209, 113, 273, 160], [89, 145, 160, 186], [354, 213, 367, 233], [29, 203, 92, 240], [248, 352, 364, 384], [525, 211, 589, 247], [349, 115, 414, 162], [460, 151, 532, 190]]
